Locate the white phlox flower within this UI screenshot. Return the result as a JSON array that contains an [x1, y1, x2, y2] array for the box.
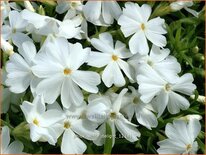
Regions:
[[83, 1, 122, 26], [20, 95, 64, 145], [61, 1, 89, 40], [32, 37, 101, 108], [136, 64, 196, 117], [128, 45, 181, 81], [121, 86, 158, 130], [88, 32, 134, 87], [87, 88, 140, 146], [157, 119, 201, 154], [1, 126, 25, 154], [170, 0, 199, 17], [1, 10, 33, 48], [5, 41, 40, 94], [118, 2, 167, 54], [47, 102, 99, 154], [21, 9, 81, 39]]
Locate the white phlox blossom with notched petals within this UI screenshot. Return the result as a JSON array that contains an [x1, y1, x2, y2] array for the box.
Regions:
[[170, 1, 199, 17], [58, 1, 89, 40], [47, 102, 99, 154], [83, 1, 122, 26], [46, 102, 98, 153], [121, 86, 158, 130], [32, 37, 101, 108], [86, 88, 140, 146], [5, 41, 39, 94], [157, 118, 201, 154], [88, 32, 134, 87], [128, 45, 181, 81], [20, 95, 64, 145], [21, 9, 81, 39], [137, 65, 196, 117], [2, 10, 33, 48], [118, 2, 167, 55], [1, 126, 25, 154]]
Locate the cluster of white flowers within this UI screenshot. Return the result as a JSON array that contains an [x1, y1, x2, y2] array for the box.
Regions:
[[1, 1, 203, 154]]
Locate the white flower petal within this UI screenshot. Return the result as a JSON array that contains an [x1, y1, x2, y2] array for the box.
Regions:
[[172, 73, 196, 95], [72, 119, 99, 140], [69, 43, 90, 70], [91, 33, 114, 54], [112, 88, 128, 112], [87, 52, 111, 68], [145, 30, 167, 47], [36, 75, 63, 104], [151, 90, 169, 117], [83, 1, 102, 23], [135, 105, 158, 129], [61, 78, 83, 108], [5, 141, 24, 154], [115, 115, 140, 142], [167, 91, 190, 114], [93, 123, 106, 146], [147, 17, 167, 34], [140, 4, 151, 22], [102, 2, 114, 24], [61, 129, 87, 154], [72, 70, 100, 93], [11, 32, 33, 48], [118, 59, 134, 80], [2, 126, 10, 152], [129, 31, 149, 54], [20, 41, 36, 65]]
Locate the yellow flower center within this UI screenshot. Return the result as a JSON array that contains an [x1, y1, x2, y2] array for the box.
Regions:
[[141, 23, 145, 30], [70, 1, 79, 9], [147, 60, 153, 66], [186, 144, 192, 151], [110, 112, 117, 119], [33, 118, 39, 126], [63, 68, 72, 75], [112, 55, 118, 61], [164, 83, 171, 91], [64, 121, 71, 129], [133, 97, 139, 104]]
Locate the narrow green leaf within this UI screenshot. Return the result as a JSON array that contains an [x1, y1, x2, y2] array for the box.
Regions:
[[103, 123, 113, 154]]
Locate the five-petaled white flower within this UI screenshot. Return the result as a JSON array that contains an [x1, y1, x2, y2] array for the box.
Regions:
[[118, 2, 167, 54], [121, 86, 158, 130], [137, 64, 196, 117], [32, 37, 101, 108], [1, 126, 25, 154], [20, 95, 64, 145], [21, 9, 81, 39], [157, 119, 201, 154], [128, 45, 181, 81], [88, 32, 134, 87], [47, 102, 99, 154], [5, 41, 39, 94], [87, 88, 140, 146], [170, 1, 199, 17], [2, 10, 32, 48]]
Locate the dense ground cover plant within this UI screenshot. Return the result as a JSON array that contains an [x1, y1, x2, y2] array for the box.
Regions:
[[1, 0, 205, 154]]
